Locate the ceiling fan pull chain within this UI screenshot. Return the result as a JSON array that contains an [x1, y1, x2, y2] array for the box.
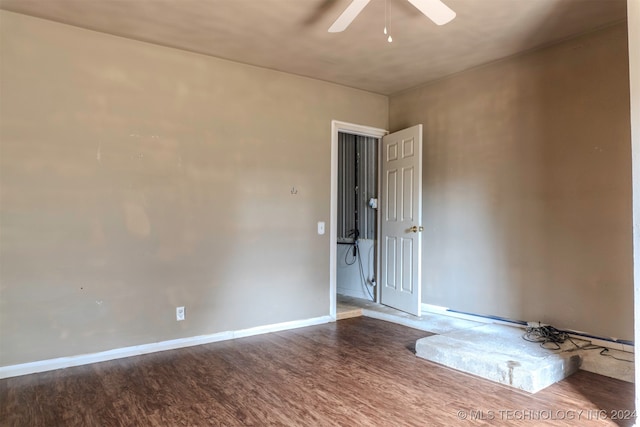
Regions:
[[384, 0, 388, 34], [385, 0, 392, 42]]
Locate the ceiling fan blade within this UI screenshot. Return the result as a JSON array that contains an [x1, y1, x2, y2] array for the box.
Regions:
[[328, 0, 371, 32], [407, 0, 456, 26]]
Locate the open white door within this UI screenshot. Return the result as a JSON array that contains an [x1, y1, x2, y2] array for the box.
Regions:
[[380, 125, 423, 316]]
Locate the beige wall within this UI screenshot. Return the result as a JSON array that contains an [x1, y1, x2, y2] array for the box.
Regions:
[[0, 11, 388, 366], [390, 23, 633, 340]]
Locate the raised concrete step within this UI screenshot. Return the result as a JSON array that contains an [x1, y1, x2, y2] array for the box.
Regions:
[[415, 324, 581, 393]]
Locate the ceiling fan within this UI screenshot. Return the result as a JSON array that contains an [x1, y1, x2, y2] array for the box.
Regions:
[[328, 0, 456, 33]]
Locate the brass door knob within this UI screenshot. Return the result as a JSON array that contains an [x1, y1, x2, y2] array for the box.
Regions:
[[409, 225, 424, 233]]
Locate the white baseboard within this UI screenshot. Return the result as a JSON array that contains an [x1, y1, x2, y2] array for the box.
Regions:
[[0, 315, 333, 379], [421, 303, 633, 353]]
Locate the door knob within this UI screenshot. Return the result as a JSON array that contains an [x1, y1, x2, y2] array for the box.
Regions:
[[409, 225, 424, 233]]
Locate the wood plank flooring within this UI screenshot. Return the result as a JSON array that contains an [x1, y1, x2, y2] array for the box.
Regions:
[[0, 317, 635, 426]]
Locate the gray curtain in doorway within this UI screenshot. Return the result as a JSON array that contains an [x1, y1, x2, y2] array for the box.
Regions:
[[337, 132, 378, 242]]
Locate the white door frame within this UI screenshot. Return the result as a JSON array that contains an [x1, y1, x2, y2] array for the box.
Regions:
[[329, 120, 387, 319]]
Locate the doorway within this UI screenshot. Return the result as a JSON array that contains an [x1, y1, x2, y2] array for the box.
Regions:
[[330, 121, 424, 319], [336, 131, 378, 302], [330, 121, 386, 319]]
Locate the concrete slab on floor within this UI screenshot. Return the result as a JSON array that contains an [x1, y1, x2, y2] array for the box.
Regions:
[[415, 324, 582, 393], [337, 294, 634, 385]]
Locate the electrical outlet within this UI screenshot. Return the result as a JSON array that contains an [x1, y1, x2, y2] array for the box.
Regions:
[[176, 306, 185, 321]]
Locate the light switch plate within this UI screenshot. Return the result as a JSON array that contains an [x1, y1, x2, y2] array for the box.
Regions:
[[317, 221, 325, 235]]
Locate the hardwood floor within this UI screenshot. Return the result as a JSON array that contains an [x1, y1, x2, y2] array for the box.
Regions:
[[0, 317, 635, 426]]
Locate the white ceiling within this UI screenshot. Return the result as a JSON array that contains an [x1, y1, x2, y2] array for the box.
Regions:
[[0, 0, 627, 95]]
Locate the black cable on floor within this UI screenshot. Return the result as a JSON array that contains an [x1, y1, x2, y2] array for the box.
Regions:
[[522, 325, 569, 350], [523, 324, 633, 363]]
